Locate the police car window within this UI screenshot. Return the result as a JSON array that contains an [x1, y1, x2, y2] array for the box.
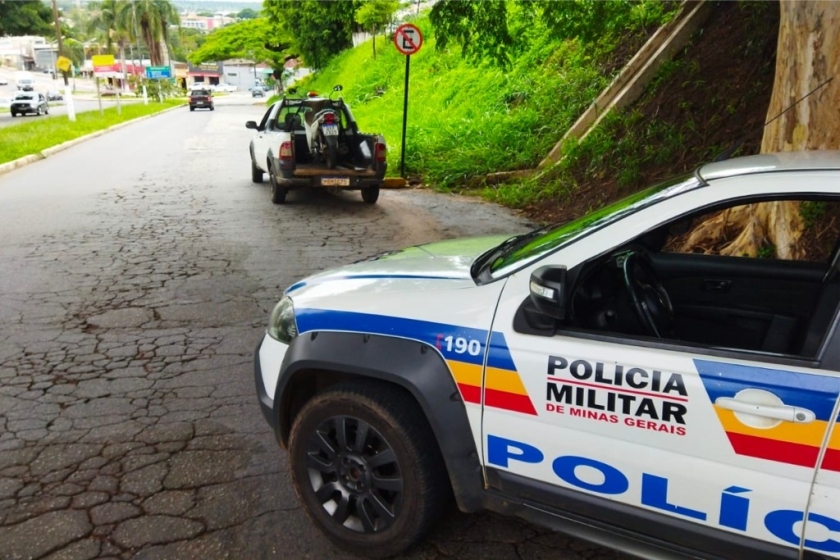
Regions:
[[663, 200, 840, 263], [486, 174, 702, 278], [548, 195, 840, 358]]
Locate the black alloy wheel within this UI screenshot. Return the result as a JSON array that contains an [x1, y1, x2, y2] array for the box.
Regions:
[[289, 382, 449, 558]]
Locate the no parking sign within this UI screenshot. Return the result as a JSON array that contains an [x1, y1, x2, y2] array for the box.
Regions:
[[393, 23, 424, 177]]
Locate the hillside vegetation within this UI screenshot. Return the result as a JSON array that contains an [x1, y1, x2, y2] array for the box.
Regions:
[[291, 2, 778, 224]]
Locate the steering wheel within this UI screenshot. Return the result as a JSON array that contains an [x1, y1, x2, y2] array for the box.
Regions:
[[621, 251, 674, 338]]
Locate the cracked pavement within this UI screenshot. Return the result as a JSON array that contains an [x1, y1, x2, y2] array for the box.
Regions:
[[0, 103, 631, 560]]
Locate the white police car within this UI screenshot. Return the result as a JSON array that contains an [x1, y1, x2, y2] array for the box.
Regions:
[[256, 151, 840, 559]]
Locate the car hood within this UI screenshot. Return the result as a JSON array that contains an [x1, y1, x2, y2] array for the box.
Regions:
[[285, 234, 509, 295]]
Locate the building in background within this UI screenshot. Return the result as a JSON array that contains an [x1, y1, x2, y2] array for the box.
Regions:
[[179, 12, 235, 33], [187, 61, 222, 88], [0, 36, 48, 70]]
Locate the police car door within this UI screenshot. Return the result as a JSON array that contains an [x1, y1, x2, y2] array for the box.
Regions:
[[480, 182, 840, 557]]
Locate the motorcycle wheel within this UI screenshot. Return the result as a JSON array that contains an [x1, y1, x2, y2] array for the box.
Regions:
[[326, 142, 338, 169]]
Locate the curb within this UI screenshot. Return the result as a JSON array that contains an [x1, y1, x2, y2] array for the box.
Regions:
[[0, 104, 185, 177]]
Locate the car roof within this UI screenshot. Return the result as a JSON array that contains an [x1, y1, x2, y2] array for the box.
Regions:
[[698, 150, 840, 181]]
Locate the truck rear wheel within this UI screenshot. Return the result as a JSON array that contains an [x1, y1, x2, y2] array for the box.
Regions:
[[361, 186, 380, 204], [251, 155, 263, 183], [289, 382, 449, 558], [269, 167, 287, 204]]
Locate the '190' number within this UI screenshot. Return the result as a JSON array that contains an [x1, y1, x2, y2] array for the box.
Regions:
[[443, 335, 481, 356]]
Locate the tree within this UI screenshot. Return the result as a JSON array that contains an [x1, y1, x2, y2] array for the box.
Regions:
[[170, 28, 206, 62], [117, 0, 180, 67], [263, 0, 360, 69], [187, 18, 292, 75], [237, 8, 260, 20], [682, 2, 840, 259], [355, 0, 398, 59], [428, 0, 667, 66], [87, 0, 131, 88], [0, 0, 53, 37]]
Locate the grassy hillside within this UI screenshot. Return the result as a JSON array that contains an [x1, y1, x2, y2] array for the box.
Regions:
[[293, 7, 673, 189], [496, 2, 780, 223], [289, 2, 778, 224]]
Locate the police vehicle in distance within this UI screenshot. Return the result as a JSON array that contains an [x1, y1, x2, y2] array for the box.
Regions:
[[255, 151, 840, 559]]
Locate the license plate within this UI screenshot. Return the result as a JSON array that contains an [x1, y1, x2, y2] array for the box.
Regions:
[[322, 124, 339, 136], [321, 177, 350, 186]]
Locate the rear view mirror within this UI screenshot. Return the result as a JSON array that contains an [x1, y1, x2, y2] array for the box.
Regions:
[[333, 85, 343, 92], [529, 266, 567, 320], [245, 121, 258, 129]]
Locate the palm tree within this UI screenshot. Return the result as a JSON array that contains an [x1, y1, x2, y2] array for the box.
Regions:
[[87, 0, 131, 88], [118, 0, 180, 67]]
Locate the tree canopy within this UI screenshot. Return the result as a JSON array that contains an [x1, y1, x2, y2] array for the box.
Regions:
[[429, 0, 673, 66], [263, 0, 360, 69], [355, 0, 399, 59], [187, 18, 292, 72], [237, 8, 260, 20], [0, 0, 54, 37]]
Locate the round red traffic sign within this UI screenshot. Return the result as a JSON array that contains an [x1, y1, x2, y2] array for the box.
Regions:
[[394, 23, 423, 56]]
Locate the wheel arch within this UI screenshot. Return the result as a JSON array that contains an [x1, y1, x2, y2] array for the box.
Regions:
[[273, 331, 486, 512]]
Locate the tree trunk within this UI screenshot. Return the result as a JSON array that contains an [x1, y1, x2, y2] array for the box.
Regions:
[[683, 1, 840, 259]]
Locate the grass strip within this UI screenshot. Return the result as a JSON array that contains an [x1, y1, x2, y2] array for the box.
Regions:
[[0, 100, 183, 165]]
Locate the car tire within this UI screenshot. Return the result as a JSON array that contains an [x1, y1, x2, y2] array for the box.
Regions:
[[361, 186, 380, 204], [45, 106, 49, 115], [36, 107, 41, 116], [289, 382, 450, 558], [210, 106, 215, 111], [269, 167, 287, 204], [10, 112, 16, 118], [190, 106, 195, 112], [251, 155, 263, 184]]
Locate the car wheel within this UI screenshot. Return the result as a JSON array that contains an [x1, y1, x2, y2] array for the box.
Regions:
[[44, 106, 49, 115], [361, 186, 380, 204], [289, 382, 450, 558], [10, 112, 16, 118], [210, 106, 215, 111], [251, 154, 263, 183], [190, 106, 195, 112], [269, 166, 287, 204], [36, 107, 41, 116]]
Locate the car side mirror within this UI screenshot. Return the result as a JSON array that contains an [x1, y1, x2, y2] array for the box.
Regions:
[[529, 266, 567, 320], [245, 121, 258, 130]]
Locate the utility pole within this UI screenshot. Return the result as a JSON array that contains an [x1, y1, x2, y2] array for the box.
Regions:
[[50, 0, 69, 86]]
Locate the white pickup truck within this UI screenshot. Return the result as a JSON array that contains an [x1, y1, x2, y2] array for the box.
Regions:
[[246, 87, 387, 204]]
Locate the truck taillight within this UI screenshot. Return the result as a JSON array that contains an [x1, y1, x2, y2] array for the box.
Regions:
[[374, 142, 386, 162], [279, 141, 293, 160]]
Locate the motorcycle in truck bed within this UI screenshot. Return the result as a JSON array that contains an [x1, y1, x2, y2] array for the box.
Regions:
[[247, 86, 387, 204]]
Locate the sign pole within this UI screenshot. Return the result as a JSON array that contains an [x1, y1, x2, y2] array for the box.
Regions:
[[393, 23, 423, 179], [95, 77, 103, 115], [400, 54, 410, 178]]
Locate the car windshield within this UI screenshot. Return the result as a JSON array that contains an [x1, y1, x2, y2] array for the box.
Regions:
[[192, 90, 209, 96], [15, 94, 34, 100], [476, 173, 703, 280]]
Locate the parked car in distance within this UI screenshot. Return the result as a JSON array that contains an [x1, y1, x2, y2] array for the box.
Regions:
[[0, 76, 8, 85], [10, 92, 49, 117], [214, 83, 237, 93], [46, 90, 63, 101], [251, 88, 265, 98], [189, 89, 214, 111]]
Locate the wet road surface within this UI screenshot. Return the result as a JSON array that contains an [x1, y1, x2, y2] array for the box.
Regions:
[[0, 101, 630, 560]]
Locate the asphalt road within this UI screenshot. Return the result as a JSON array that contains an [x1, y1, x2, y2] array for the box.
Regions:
[[0, 102, 631, 559]]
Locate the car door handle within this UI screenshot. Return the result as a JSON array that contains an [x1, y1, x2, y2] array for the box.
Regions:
[[715, 397, 815, 424], [702, 279, 732, 292]]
